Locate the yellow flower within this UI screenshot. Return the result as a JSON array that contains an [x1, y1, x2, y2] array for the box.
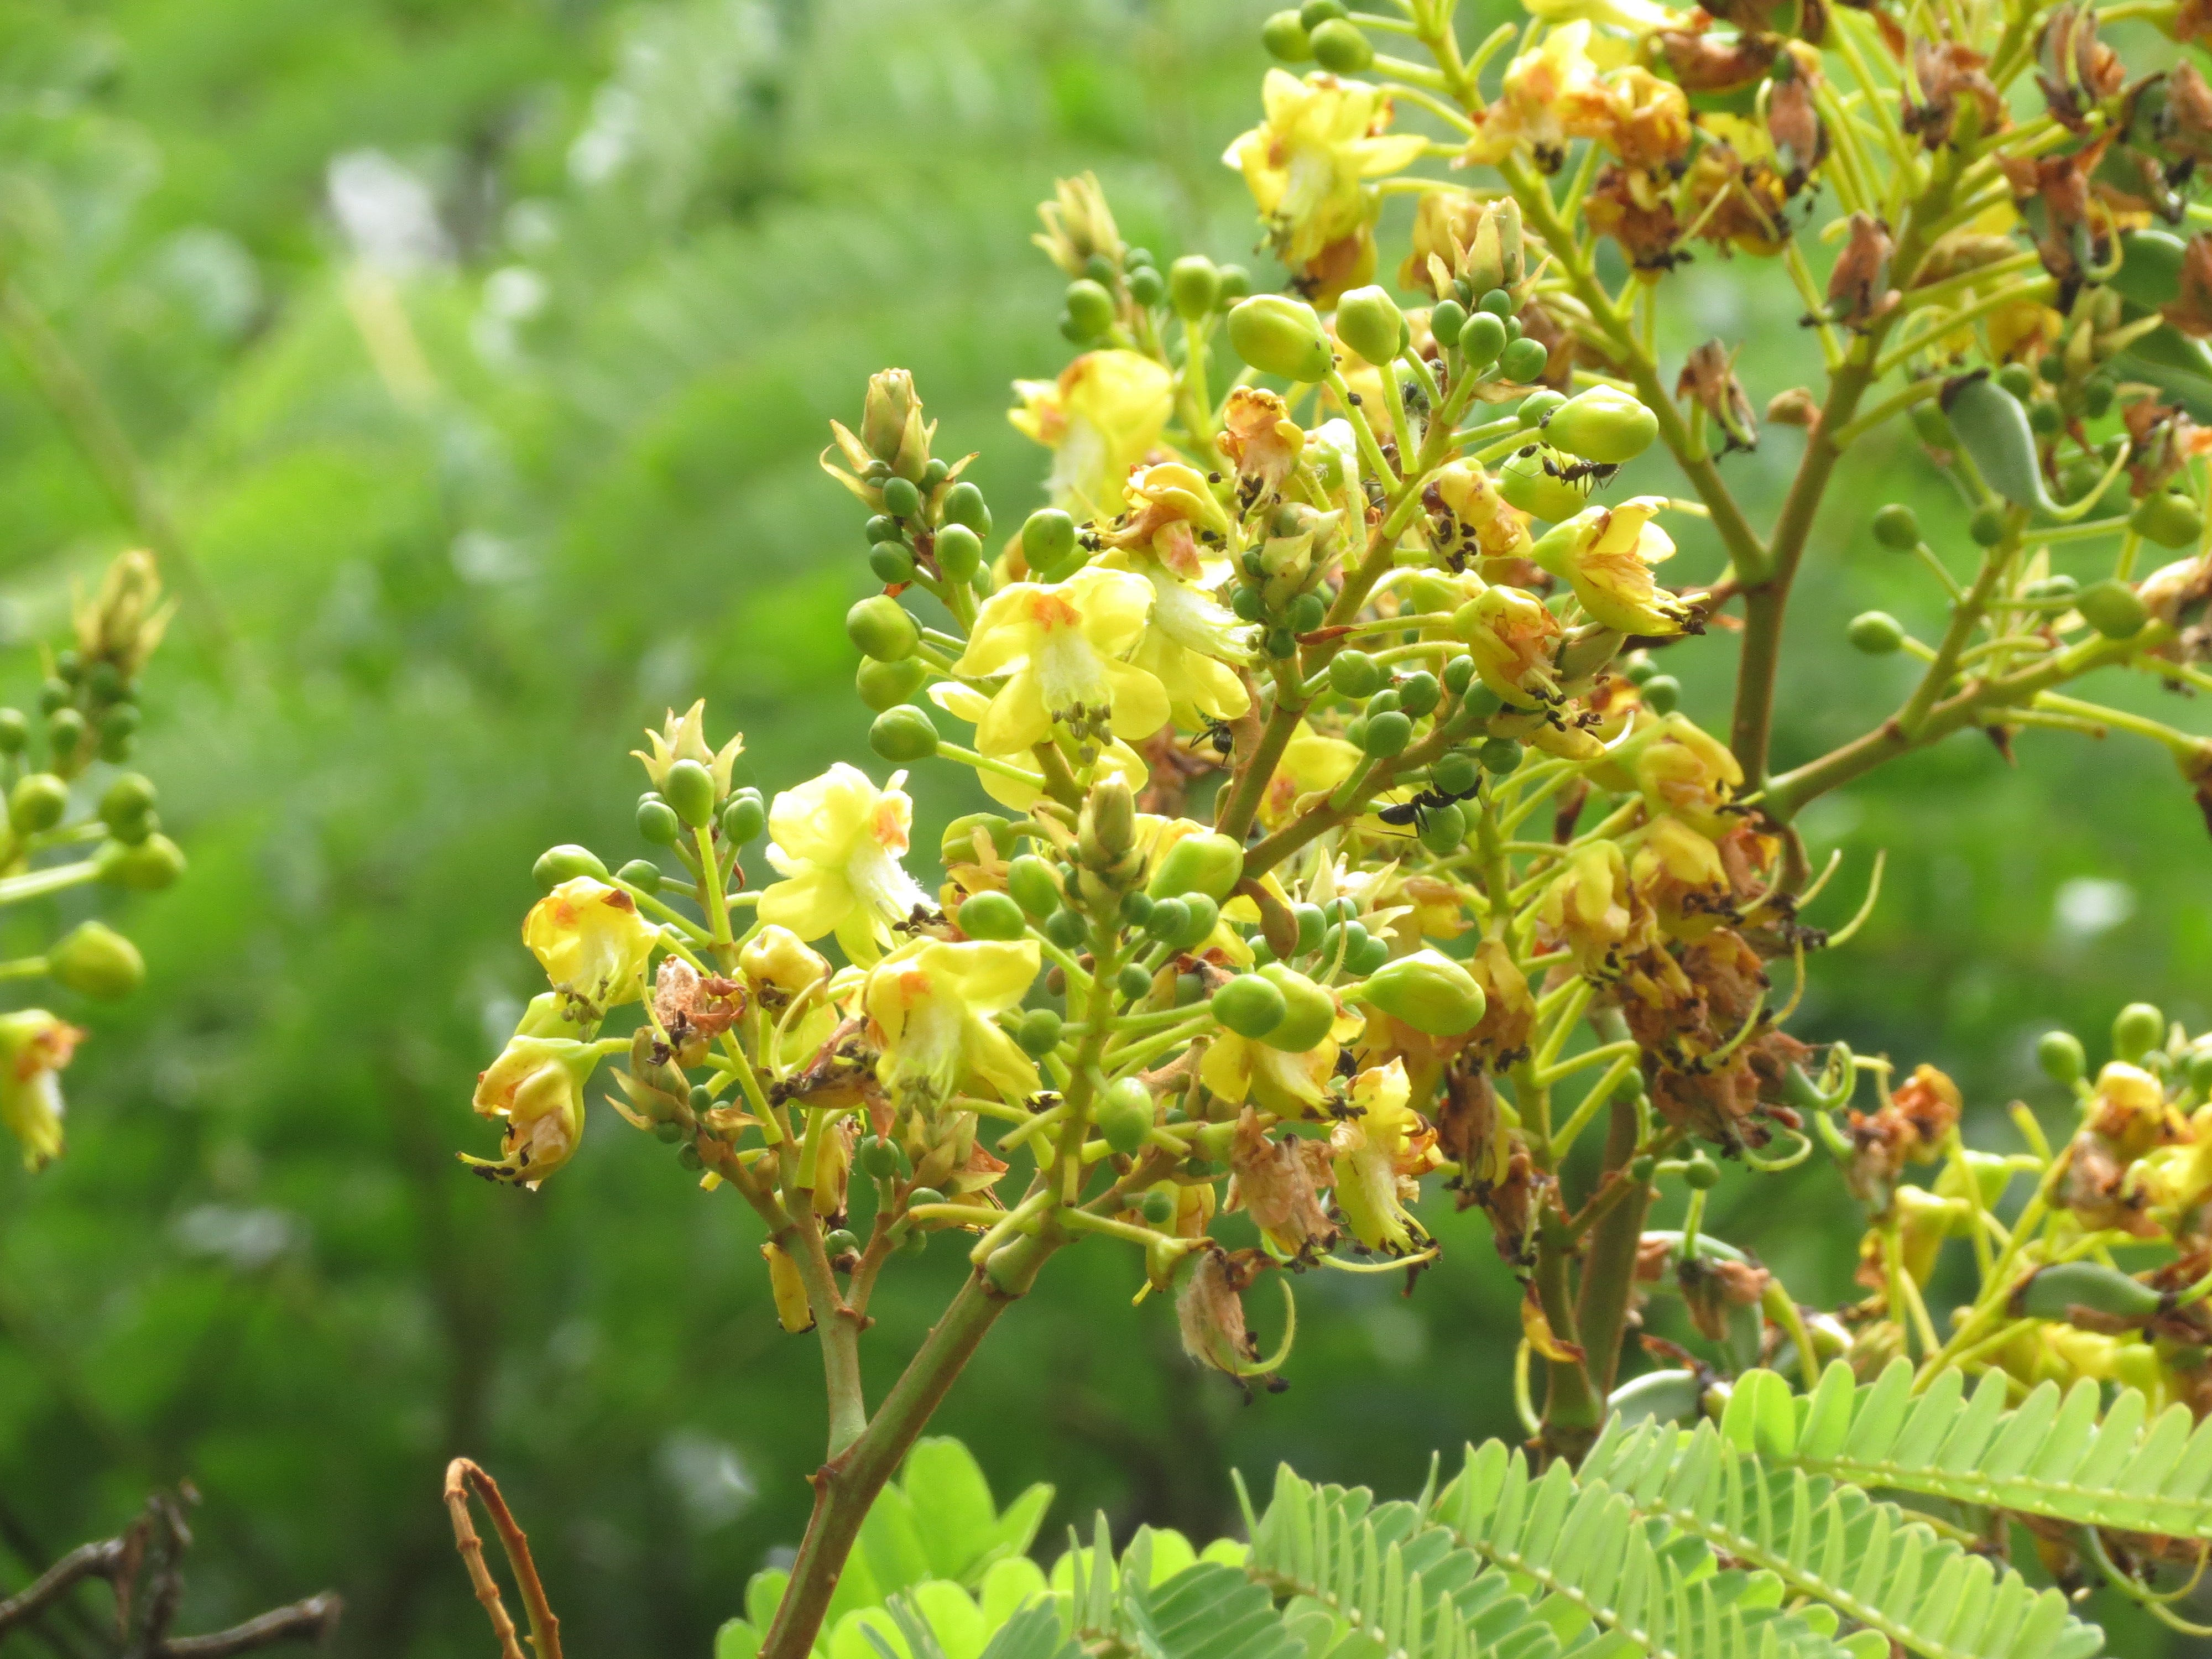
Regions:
[[1538, 841, 1652, 977], [924, 681, 1150, 812], [0, 1010, 80, 1171], [1223, 71, 1427, 304], [862, 938, 1042, 1108], [1455, 583, 1566, 708], [761, 764, 931, 965], [1331, 1060, 1438, 1255], [1528, 495, 1693, 635], [1009, 351, 1174, 519], [950, 567, 1170, 758], [523, 877, 659, 1011], [1202, 1030, 1340, 1117], [1033, 172, 1124, 277], [1095, 463, 1254, 725], [632, 700, 745, 795], [465, 1034, 598, 1188], [1258, 720, 1365, 828], [1630, 815, 1733, 937], [1216, 387, 1306, 494], [1632, 714, 1744, 837], [1522, 0, 1684, 31], [1468, 24, 1614, 166], [1432, 461, 1535, 566]]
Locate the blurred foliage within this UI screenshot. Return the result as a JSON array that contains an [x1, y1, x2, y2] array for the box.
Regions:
[[0, 0, 2203, 1655]]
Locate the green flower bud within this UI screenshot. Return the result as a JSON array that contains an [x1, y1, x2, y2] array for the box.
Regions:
[[1445, 310, 1501, 371], [2027, 399, 2062, 436], [2022, 574, 2079, 603], [2037, 1029, 2085, 1086], [637, 795, 680, 845], [534, 843, 609, 891], [1478, 737, 1522, 775], [1066, 279, 1117, 339], [941, 480, 990, 534], [1500, 336, 1551, 384], [2132, 492, 2204, 550], [0, 709, 25, 755], [1300, 0, 1347, 20], [1396, 670, 1440, 717], [880, 475, 922, 520], [1164, 893, 1219, 951], [1096, 1077, 1155, 1156], [1261, 8, 1313, 59], [2186, 1043, 2212, 1094], [2075, 578, 2147, 640], [1441, 654, 1475, 695], [1308, 15, 1372, 70], [1498, 446, 1588, 521], [1292, 902, 1327, 955], [49, 920, 144, 1000], [1145, 897, 1191, 943], [1044, 908, 1088, 949], [958, 890, 1027, 941], [1119, 890, 1154, 928], [662, 759, 718, 829], [1429, 299, 1467, 347], [1022, 508, 1077, 575], [616, 859, 662, 894], [8, 772, 67, 834], [1334, 285, 1406, 366], [1353, 947, 1486, 1036], [98, 833, 186, 891], [1329, 648, 1385, 698], [1147, 832, 1245, 903], [1227, 295, 1334, 383], [100, 772, 154, 827], [46, 707, 86, 759], [1996, 362, 2036, 398], [1682, 1154, 1721, 1191], [1431, 751, 1480, 796], [1007, 854, 1061, 917], [1128, 267, 1166, 308], [1846, 611, 1905, 655], [1215, 265, 1251, 305], [1256, 963, 1335, 1051], [2013, 1260, 2162, 1323], [2114, 1001, 2166, 1064], [2082, 377, 2116, 419], [935, 523, 984, 583], [1117, 961, 1155, 1003], [1214, 971, 1288, 1039], [1015, 1008, 1064, 1057], [1871, 503, 1921, 549], [1542, 385, 1658, 465], [1168, 257, 1221, 320], [869, 706, 939, 762], [722, 792, 766, 844], [1139, 1186, 1178, 1225], [36, 679, 68, 715], [1968, 504, 2008, 547], [1640, 674, 1681, 715], [856, 656, 928, 712], [869, 543, 916, 585], [1417, 802, 1466, 854], [1361, 710, 1412, 757]]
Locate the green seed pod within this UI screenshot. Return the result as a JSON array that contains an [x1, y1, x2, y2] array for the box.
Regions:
[[637, 795, 681, 845], [1846, 611, 1905, 655], [1683, 1153, 1721, 1191], [1096, 1077, 1155, 1156], [2131, 492, 2204, 550], [1459, 310, 1508, 368], [1639, 674, 1681, 714], [1015, 1008, 1064, 1057], [856, 656, 929, 712], [1148, 832, 1245, 902], [847, 594, 920, 662], [1256, 963, 1337, 1051], [1478, 737, 1522, 775], [1542, 384, 1659, 465], [2037, 1029, 2085, 1086], [941, 480, 990, 534], [1118, 962, 1155, 1003], [2112, 228, 2187, 313], [1500, 336, 1551, 384], [1227, 295, 1335, 383], [721, 793, 766, 845], [534, 843, 609, 891], [869, 706, 939, 761], [2114, 1001, 2166, 1064], [100, 771, 155, 827], [1022, 508, 1077, 573], [1940, 372, 2056, 514], [958, 890, 1027, 941], [1334, 285, 1406, 366], [1353, 948, 1485, 1036], [49, 920, 144, 1000], [662, 758, 718, 829], [1429, 299, 1467, 347], [935, 523, 984, 582], [1007, 854, 1061, 917], [1168, 256, 1220, 320], [2075, 578, 2148, 639], [2013, 1260, 2163, 1323], [1308, 16, 1372, 71], [1498, 446, 1588, 521], [1329, 648, 1386, 698], [1871, 503, 1920, 550], [1361, 709, 1413, 757], [8, 771, 66, 834], [615, 859, 663, 894], [98, 833, 185, 891]]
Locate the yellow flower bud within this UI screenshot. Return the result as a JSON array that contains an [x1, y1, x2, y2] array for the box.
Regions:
[[465, 1034, 598, 1188], [1227, 295, 1337, 383], [1541, 384, 1659, 464], [762, 1241, 816, 1333], [48, 921, 144, 1000], [1352, 949, 1488, 1036], [0, 1010, 80, 1171], [523, 877, 659, 1013]]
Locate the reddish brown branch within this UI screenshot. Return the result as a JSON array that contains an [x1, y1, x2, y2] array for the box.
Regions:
[[442, 1460, 561, 1659]]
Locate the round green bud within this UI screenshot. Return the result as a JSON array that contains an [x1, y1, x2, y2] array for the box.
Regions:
[[1498, 446, 1589, 521], [98, 832, 185, 891], [2114, 1001, 2166, 1065], [1441, 654, 1475, 695], [1417, 801, 1467, 855], [856, 656, 928, 713], [869, 706, 939, 762], [1065, 278, 1116, 339], [1431, 753, 1479, 798], [1147, 831, 1245, 903], [1355, 948, 1486, 1036], [46, 707, 85, 757], [1167, 255, 1220, 321], [1871, 503, 1920, 550], [1682, 1154, 1721, 1191], [100, 772, 155, 827], [1308, 14, 1371, 68], [1125, 247, 1155, 270], [1361, 710, 1413, 757], [2036, 1029, 2085, 1086], [1215, 264, 1251, 304], [1015, 1008, 1065, 1057], [36, 679, 69, 716], [1500, 336, 1550, 384], [1454, 310, 1506, 369], [1329, 648, 1386, 698], [1214, 972, 1288, 1039], [1266, 628, 1296, 662], [957, 890, 1027, 942], [721, 792, 766, 845], [821, 1229, 861, 1260], [1396, 670, 1440, 718], [2022, 574, 2079, 603], [1292, 902, 1328, 955], [615, 858, 663, 894], [8, 771, 67, 835], [1139, 1187, 1178, 1226], [1119, 890, 1154, 928], [1042, 908, 1088, 950], [1164, 893, 1219, 951], [1128, 267, 1166, 308], [1117, 961, 1155, 1003], [1430, 299, 1467, 347], [1478, 288, 1515, 318], [1349, 933, 1392, 976], [1515, 389, 1566, 430], [906, 1186, 947, 1213], [534, 843, 609, 892], [858, 1136, 899, 1178], [2132, 492, 2204, 551], [1145, 897, 1191, 943], [1846, 611, 1905, 655], [1022, 508, 1077, 575], [661, 758, 717, 830], [1996, 362, 2036, 398], [847, 594, 920, 662], [869, 543, 917, 585], [2027, 399, 2062, 436], [1288, 591, 1328, 633], [1542, 384, 1658, 465], [924, 458, 950, 486], [1256, 963, 1336, 1051], [1300, 0, 1347, 20], [1910, 401, 1953, 446], [941, 479, 990, 534], [1968, 503, 2008, 547], [880, 474, 922, 519], [1478, 737, 1522, 775], [935, 523, 984, 583], [100, 702, 139, 739], [1334, 285, 1406, 366], [1639, 674, 1681, 715], [2082, 377, 2116, 419], [2187, 1044, 2212, 1094], [0, 709, 25, 755], [1227, 295, 1334, 383], [1230, 585, 1263, 622], [637, 795, 681, 846], [1096, 1077, 1155, 1156], [1007, 854, 1061, 918], [2075, 578, 2147, 640], [865, 514, 902, 544], [48, 920, 144, 1000]]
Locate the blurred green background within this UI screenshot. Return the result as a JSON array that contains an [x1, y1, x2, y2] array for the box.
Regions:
[[0, 0, 2205, 1653]]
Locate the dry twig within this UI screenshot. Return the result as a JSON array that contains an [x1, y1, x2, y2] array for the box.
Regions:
[[442, 1459, 561, 1659]]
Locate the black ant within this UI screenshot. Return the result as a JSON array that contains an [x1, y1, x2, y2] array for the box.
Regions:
[[1376, 781, 1480, 833], [1193, 718, 1235, 759], [1520, 443, 1622, 496]]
